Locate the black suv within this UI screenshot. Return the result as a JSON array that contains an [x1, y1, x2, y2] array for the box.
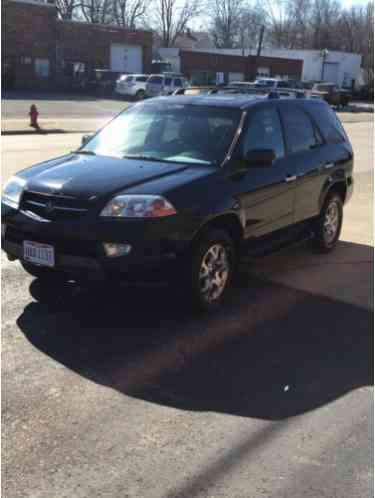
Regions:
[[2, 95, 353, 310]]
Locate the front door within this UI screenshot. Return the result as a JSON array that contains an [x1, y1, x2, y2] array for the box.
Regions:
[[229, 104, 297, 239]]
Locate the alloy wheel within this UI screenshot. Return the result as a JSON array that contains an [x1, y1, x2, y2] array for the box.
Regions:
[[199, 243, 231, 304]]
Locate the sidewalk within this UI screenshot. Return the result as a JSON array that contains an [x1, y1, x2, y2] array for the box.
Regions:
[[2, 111, 373, 135], [1, 117, 110, 135]]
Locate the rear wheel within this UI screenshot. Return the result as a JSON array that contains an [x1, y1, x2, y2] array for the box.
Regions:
[[135, 90, 145, 101], [182, 229, 236, 311], [311, 193, 343, 253]]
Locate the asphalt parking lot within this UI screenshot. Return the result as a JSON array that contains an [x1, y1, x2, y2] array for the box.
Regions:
[[2, 118, 374, 497]]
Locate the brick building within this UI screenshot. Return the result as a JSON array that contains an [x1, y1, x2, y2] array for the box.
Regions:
[[158, 48, 304, 85], [2, 0, 153, 90]]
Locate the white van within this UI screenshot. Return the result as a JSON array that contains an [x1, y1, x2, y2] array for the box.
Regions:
[[145, 74, 188, 97]]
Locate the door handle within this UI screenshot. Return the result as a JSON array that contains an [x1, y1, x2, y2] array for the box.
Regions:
[[324, 162, 335, 169], [285, 175, 297, 183]]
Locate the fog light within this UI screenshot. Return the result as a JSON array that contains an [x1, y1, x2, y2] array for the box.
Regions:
[[103, 243, 132, 257]]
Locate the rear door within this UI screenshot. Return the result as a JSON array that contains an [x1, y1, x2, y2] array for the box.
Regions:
[[172, 77, 183, 93], [147, 76, 163, 96], [229, 104, 297, 238], [278, 101, 328, 223], [163, 76, 172, 94]]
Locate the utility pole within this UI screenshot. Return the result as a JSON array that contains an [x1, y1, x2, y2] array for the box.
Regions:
[[257, 25, 265, 57], [320, 48, 329, 81], [251, 24, 265, 80]]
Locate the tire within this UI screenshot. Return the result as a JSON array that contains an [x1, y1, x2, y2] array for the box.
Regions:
[[311, 192, 343, 253], [21, 261, 66, 282], [182, 229, 236, 311], [135, 90, 145, 101]]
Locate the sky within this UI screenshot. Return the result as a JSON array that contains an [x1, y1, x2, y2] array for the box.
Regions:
[[341, 0, 370, 8]]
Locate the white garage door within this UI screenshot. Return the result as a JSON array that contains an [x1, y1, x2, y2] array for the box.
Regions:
[[228, 72, 244, 82], [323, 62, 339, 84], [110, 44, 143, 73]]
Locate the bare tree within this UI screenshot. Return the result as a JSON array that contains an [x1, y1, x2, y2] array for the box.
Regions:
[[208, 0, 246, 48], [55, 0, 81, 20], [81, 0, 113, 23], [237, 8, 266, 53], [152, 0, 202, 47], [112, 0, 147, 28]]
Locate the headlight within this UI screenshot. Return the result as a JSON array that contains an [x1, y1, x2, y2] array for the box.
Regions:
[[2, 176, 26, 209], [100, 195, 177, 218]]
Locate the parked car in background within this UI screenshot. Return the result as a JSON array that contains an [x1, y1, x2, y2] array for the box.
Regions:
[[225, 82, 257, 93], [173, 86, 219, 96], [86, 69, 122, 96], [309, 82, 351, 107], [115, 74, 149, 100], [253, 78, 305, 94], [353, 84, 374, 102], [146, 74, 188, 97], [2, 95, 353, 311]]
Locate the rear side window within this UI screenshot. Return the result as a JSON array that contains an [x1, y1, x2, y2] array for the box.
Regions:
[[280, 106, 317, 153], [174, 78, 183, 87], [164, 77, 172, 86], [125, 76, 133, 82], [149, 76, 163, 84], [243, 107, 285, 159], [307, 104, 347, 144], [136, 76, 147, 82], [276, 81, 289, 88]]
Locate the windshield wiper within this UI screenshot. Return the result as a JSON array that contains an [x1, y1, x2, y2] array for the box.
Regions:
[[74, 150, 96, 155], [123, 154, 164, 162]]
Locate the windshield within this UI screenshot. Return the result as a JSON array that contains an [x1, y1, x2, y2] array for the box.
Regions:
[[80, 102, 241, 166]]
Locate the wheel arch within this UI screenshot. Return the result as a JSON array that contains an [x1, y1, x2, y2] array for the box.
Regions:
[[191, 212, 244, 250], [319, 178, 347, 211]]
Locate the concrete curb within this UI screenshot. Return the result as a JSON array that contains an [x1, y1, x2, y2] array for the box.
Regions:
[[2, 129, 94, 136]]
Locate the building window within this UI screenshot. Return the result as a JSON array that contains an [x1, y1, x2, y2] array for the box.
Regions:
[[257, 67, 270, 77], [20, 56, 32, 65], [191, 71, 216, 85], [35, 58, 50, 78]]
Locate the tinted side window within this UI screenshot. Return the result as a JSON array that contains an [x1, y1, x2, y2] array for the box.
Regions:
[[276, 81, 289, 88], [136, 76, 147, 82], [164, 77, 172, 86], [243, 107, 285, 159], [174, 78, 183, 87], [149, 76, 163, 84], [280, 106, 316, 153], [307, 104, 347, 144]]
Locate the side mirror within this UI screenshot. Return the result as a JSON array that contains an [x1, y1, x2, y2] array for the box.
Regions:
[[81, 134, 92, 146], [245, 149, 276, 167]]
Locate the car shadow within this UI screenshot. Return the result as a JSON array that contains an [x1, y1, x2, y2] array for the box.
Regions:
[[17, 241, 373, 421]]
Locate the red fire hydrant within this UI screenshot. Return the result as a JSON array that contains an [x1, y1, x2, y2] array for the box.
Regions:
[[29, 104, 40, 130]]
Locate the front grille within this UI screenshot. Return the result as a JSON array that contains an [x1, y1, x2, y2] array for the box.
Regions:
[[21, 191, 90, 221]]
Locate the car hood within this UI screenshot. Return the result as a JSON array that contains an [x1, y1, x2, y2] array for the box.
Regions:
[[20, 153, 190, 200]]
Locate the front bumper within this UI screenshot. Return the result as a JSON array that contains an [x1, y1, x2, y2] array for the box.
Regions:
[[2, 204, 192, 280]]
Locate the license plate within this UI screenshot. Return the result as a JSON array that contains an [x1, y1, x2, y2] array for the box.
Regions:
[[23, 240, 55, 267]]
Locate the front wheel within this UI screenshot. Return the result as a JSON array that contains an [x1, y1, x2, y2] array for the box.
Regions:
[[311, 193, 343, 253], [183, 229, 236, 311]]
